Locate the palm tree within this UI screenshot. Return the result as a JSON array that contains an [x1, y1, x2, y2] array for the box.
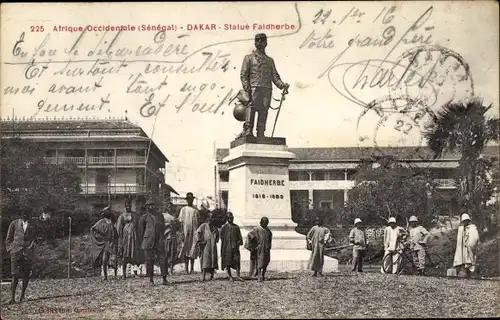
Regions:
[[424, 97, 499, 229]]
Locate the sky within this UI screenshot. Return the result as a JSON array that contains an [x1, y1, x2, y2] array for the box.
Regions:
[[1, 2, 499, 198]]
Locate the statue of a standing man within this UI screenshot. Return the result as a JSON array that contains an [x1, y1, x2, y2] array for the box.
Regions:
[[237, 33, 289, 138]]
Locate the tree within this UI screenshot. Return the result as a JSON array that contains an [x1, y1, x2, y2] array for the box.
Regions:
[[424, 97, 499, 230], [1, 138, 82, 233], [344, 154, 451, 228]]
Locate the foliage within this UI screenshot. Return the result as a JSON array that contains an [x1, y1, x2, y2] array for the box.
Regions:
[[1, 138, 82, 236], [424, 97, 499, 229], [208, 207, 227, 228], [298, 206, 345, 229], [343, 154, 451, 228], [38, 208, 95, 240]]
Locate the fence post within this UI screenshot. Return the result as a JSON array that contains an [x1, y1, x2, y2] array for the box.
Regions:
[[68, 216, 72, 279]]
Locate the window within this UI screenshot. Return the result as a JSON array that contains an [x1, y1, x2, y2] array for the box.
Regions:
[[220, 171, 229, 182], [289, 171, 299, 181], [328, 170, 345, 180], [289, 171, 309, 181], [65, 149, 85, 157], [312, 171, 326, 181], [94, 150, 113, 157], [45, 149, 56, 157], [319, 200, 333, 209], [431, 169, 454, 179], [346, 170, 357, 180], [221, 191, 228, 208]]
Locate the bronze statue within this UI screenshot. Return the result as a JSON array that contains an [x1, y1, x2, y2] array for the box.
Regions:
[[235, 33, 289, 138]]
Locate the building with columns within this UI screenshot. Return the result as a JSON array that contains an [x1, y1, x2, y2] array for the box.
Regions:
[[1, 117, 178, 214], [215, 145, 498, 220]]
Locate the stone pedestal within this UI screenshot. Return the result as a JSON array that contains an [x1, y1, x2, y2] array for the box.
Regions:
[[221, 136, 338, 273]]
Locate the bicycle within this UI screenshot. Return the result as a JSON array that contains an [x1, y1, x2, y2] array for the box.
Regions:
[[382, 240, 445, 277]]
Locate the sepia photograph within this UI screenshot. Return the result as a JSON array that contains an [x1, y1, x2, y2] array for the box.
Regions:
[[0, 1, 499, 318]]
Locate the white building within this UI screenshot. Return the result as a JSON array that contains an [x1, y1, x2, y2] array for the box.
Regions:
[[215, 145, 498, 220]]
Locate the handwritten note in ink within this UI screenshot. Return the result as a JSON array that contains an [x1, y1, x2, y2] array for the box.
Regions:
[[1, 2, 498, 197]]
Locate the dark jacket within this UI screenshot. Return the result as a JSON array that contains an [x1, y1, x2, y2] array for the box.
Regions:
[[240, 51, 286, 91], [5, 219, 38, 257], [139, 212, 165, 250]]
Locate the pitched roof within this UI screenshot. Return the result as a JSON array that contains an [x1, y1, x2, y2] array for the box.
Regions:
[[162, 183, 179, 195], [0, 118, 140, 132], [0, 118, 169, 163], [216, 145, 499, 162]]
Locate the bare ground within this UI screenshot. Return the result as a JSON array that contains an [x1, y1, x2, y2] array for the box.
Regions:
[[1, 270, 499, 319]]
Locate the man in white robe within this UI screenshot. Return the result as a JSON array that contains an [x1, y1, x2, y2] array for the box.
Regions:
[[178, 192, 200, 274], [453, 213, 480, 278]]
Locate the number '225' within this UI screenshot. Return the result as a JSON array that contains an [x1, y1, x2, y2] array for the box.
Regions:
[[30, 26, 44, 32]]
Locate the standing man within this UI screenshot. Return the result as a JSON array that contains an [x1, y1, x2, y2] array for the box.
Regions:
[[162, 201, 178, 275], [5, 206, 38, 304], [408, 215, 431, 274], [90, 206, 118, 281], [220, 212, 243, 281], [247, 217, 273, 282], [349, 218, 367, 272], [453, 213, 480, 278], [178, 192, 200, 274], [139, 199, 167, 286], [116, 198, 141, 279], [196, 215, 220, 281], [382, 217, 407, 274], [307, 217, 331, 277], [238, 33, 290, 138]]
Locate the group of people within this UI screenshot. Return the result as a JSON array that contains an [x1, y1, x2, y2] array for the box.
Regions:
[[89, 192, 275, 285], [4, 200, 482, 304], [379, 213, 480, 277], [306, 213, 481, 278]]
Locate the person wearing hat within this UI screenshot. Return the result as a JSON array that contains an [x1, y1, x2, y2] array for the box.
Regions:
[[453, 213, 480, 278], [90, 206, 118, 281], [138, 198, 168, 285], [237, 33, 290, 138], [220, 212, 243, 281], [408, 215, 431, 274], [349, 218, 367, 272], [178, 192, 200, 274], [382, 216, 407, 274], [307, 216, 331, 277]]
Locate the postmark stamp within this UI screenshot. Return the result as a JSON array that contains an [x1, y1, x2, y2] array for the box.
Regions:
[[356, 94, 435, 157], [388, 44, 475, 113], [356, 44, 476, 168]]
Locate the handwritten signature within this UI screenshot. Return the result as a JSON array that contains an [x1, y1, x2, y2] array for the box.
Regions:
[[318, 6, 436, 108]]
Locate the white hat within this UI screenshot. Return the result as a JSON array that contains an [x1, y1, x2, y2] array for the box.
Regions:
[[354, 218, 362, 225], [409, 215, 418, 222], [461, 213, 471, 222], [388, 217, 396, 224]]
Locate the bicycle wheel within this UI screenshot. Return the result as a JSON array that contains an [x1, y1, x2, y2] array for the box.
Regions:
[[424, 253, 445, 277], [382, 252, 403, 274]]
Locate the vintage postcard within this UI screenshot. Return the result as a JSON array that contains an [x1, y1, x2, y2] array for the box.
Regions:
[[1, 1, 499, 319]]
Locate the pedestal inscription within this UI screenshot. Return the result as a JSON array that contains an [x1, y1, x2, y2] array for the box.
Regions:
[[221, 140, 339, 273]]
